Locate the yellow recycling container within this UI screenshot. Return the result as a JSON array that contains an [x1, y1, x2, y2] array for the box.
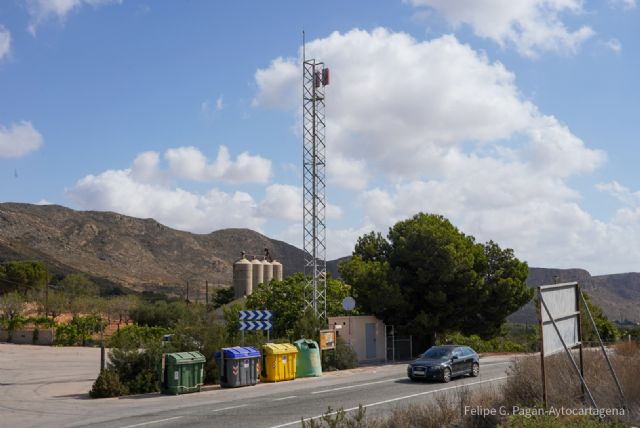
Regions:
[[260, 343, 298, 382]]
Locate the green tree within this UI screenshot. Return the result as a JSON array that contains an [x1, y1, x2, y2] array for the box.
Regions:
[[212, 286, 235, 308], [0, 261, 49, 295], [0, 291, 27, 342], [59, 273, 99, 300], [580, 292, 620, 342], [246, 273, 351, 339], [129, 300, 188, 328], [340, 213, 533, 346]]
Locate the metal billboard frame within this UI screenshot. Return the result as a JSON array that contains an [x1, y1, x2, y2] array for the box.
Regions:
[[537, 282, 627, 412]]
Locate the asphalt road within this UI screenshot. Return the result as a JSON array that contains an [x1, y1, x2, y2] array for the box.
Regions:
[[0, 344, 512, 428]]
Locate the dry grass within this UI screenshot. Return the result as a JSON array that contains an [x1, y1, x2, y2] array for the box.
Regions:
[[304, 344, 640, 427], [503, 345, 639, 423], [613, 341, 639, 358]]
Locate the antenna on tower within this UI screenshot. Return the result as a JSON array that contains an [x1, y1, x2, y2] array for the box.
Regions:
[[302, 33, 330, 320]]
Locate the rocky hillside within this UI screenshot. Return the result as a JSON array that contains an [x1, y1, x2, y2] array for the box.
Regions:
[[508, 267, 640, 324], [0, 203, 316, 296], [1, 203, 638, 322]]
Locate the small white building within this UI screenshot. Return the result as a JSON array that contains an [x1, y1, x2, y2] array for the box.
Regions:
[[328, 315, 386, 364]]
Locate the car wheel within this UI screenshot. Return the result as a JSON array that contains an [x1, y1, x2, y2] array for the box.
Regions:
[[408, 374, 415, 381], [442, 368, 451, 383], [470, 363, 479, 377]]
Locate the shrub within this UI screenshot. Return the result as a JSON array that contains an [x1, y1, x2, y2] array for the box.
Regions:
[[438, 331, 525, 353], [301, 405, 367, 428], [322, 336, 358, 371], [54, 323, 79, 346], [106, 325, 168, 349], [108, 346, 162, 394], [89, 369, 128, 398], [54, 315, 104, 346]]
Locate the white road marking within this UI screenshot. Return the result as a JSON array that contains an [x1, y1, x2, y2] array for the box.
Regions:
[[273, 395, 297, 401], [311, 361, 510, 395], [311, 377, 406, 394], [479, 361, 511, 367], [119, 416, 183, 428], [211, 404, 248, 412], [269, 375, 509, 428]]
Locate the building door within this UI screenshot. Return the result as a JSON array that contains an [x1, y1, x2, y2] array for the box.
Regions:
[[365, 323, 376, 359]]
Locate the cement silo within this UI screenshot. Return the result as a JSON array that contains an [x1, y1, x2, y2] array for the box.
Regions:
[[272, 260, 283, 282], [251, 258, 264, 287], [233, 256, 252, 298], [262, 259, 273, 284]]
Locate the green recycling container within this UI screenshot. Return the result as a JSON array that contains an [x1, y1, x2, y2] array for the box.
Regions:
[[161, 351, 205, 395], [294, 339, 322, 378]]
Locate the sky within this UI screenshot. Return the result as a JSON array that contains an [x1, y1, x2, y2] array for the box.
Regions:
[[0, 0, 639, 275]]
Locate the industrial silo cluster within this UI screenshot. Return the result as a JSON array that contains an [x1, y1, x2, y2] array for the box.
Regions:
[[233, 250, 283, 299]]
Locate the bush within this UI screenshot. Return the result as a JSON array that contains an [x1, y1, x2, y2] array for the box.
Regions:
[[438, 331, 525, 353], [54, 323, 79, 346], [322, 336, 358, 371], [301, 406, 367, 428], [507, 414, 628, 428], [107, 325, 168, 349], [130, 300, 188, 328], [108, 345, 162, 394], [89, 369, 128, 398], [54, 315, 104, 346]]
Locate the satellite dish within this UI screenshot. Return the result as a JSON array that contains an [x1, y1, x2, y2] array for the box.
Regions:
[[342, 296, 356, 312]]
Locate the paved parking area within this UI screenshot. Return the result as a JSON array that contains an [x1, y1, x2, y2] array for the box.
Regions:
[[0, 344, 102, 427]]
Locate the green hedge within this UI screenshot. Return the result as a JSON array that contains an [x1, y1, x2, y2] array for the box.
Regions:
[[438, 331, 525, 353]]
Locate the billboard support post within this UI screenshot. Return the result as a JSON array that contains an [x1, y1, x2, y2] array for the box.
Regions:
[[539, 291, 598, 409], [537, 288, 548, 409], [580, 291, 628, 412]]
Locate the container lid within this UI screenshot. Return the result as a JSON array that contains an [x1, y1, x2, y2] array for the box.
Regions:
[[165, 351, 206, 364], [262, 343, 298, 355], [294, 339, 319, 350], [215, 346, 260, 359]]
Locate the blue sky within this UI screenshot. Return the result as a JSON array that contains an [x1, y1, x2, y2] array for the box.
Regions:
[[0, 0, 639, 274]]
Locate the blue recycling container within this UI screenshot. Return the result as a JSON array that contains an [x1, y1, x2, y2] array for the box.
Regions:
[[214, 346, 261, 388]]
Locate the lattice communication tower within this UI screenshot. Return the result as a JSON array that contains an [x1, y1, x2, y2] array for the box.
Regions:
[[302, 41, 330, 320]]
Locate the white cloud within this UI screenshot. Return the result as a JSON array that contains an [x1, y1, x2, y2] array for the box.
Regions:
[[25, 0, 123, 35], [201, 95, 224, 118], [252, 57, 298, 109], [0, 26, 10, 60], [258, 184, 301, 221], [405, 0, 594, 57], [357, 174, 640, 275], [130, 151, 167, 184], [273, 221, 363, 260], [257, 184, 342, 221], [164, 146, 271, 184], [328, 153, 370, 191], [609, 0, 636, 10], [597, 181, 640, 207], [254, 29, 604, 182], [600, 38, 622, 53], [66, 168, 263, 233], [0, 121, 43, 158], [251, 29, 640, 274]]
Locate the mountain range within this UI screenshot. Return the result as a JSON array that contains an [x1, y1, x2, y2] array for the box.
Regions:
[[0, 203, 637, 323]]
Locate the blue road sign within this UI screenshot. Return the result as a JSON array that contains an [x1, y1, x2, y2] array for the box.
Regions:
[[239, 310, 272, 321], [239, 320, 273, 331]]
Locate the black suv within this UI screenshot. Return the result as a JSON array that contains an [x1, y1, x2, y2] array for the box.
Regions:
[[407, 345, 479, 382]]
